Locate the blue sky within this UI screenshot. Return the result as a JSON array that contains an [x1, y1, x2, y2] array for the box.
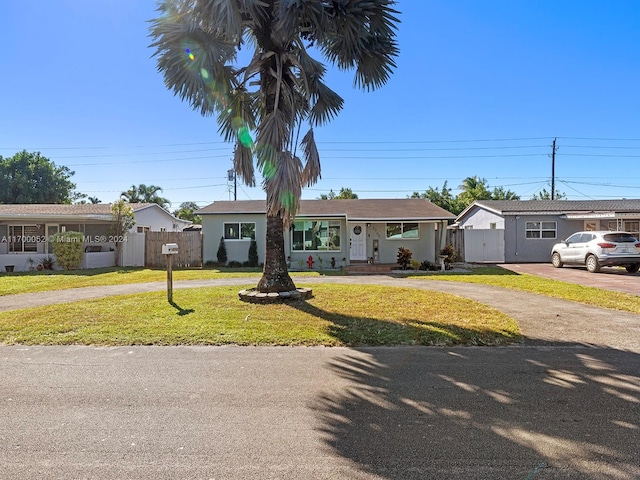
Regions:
[[2, 1, 640, 209]]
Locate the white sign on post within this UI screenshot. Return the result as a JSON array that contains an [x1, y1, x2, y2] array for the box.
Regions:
[[162, 243, 178, 303]]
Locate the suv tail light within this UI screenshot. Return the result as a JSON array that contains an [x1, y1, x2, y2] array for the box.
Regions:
[[636, 243, 640, 248], [597, 242, 616, 248]]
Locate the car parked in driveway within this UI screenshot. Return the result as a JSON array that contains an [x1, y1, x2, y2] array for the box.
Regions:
[[551, 231, 640, 273]]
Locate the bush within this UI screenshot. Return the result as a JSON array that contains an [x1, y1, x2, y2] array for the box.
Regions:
[[248, 239, 259, 267], [419, 260, 434, 271], [204, 260, 220, 268], [216, 236, 228, 265], [51, 231, 84, 270], [396, 247, 412, 270], [439, 244, 456, 269], [227, 260, 242, 268]]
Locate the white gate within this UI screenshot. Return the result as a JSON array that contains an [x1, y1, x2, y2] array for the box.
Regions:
[[121, 232, 145, 267], [464, 229, 505, 263]]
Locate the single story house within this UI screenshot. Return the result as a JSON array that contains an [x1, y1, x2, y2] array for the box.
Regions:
[[197, 199, 456, 267], [455, 199, 640, 263], [0, 203, 191, 271]]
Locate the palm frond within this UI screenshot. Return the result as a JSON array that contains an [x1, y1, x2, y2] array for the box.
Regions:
[[300, 128, 321, 187], [255, 109, 290, 160], [190, 0, 244, 43], [233, 141, 256, 187], [263, 151, 303, 223], [316, 0, 400, 91], [309, 80, 344, 126]]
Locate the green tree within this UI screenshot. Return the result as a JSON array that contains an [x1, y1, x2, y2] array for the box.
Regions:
[[531, 187, 567, 200], [319, 187, 358, 200], [121, 184, 171, 210], [173, 201, 201, 224], [150, 0, 399, 293], [0, 150, 76, 203], [410, 181, 462, 214], [110, 200, 136, 267], [413, 177, 520, 215]]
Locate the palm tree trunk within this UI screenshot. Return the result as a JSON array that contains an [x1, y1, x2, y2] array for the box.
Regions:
[[257, 213, 297, 293]]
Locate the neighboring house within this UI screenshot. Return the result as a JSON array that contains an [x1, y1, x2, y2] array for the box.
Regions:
[[197, 199, 456, 266], [455, 199, 640, 263], [0, 203, 191, 271]]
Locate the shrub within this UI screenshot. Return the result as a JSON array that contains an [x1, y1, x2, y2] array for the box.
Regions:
[[51, 231, 84, 270], [410, 259, 420, 271], [248, 239, 259, 267], [204, 260, 220, 268], [228, 260, 242, 268], [396, 247, 412, 270], [216, 236, 228, 265], [419, 260, 434, 271], [440, 244, 456, 269]]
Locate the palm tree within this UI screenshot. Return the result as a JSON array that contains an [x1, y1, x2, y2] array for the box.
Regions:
[[120, 185, 142, 203], [149, 0, 400, 293], [121, 184, 171, 210]]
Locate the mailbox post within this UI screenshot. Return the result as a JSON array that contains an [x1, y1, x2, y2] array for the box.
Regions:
[[162, 243, 179, 302]]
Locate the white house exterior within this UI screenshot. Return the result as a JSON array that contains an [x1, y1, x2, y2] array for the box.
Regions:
[[197, 199, 456, 267], [0, 203, 190, 271]]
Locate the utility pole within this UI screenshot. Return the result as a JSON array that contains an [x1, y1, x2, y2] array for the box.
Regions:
[[551, 138, 557, 200]]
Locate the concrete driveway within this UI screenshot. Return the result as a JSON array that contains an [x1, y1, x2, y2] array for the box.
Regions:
[[500, 263, 640, 296]]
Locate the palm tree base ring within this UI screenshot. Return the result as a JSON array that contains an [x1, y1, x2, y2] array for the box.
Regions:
[[238, 287, 313, 303]]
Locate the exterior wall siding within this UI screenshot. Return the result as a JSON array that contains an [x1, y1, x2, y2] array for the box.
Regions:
[[504, 215, 583, 263], [365, 222, 437, 263], [458, 207, 504, 229], [201, 214, 266, 264], [133, 208, 186, 232]]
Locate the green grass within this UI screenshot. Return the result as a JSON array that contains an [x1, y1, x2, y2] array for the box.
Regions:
[[0, 284, 520, 347], [406, 266, 640, 314], [0, 267, 338, 296]]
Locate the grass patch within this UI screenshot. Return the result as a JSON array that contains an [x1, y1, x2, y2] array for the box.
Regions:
[[0, 284, 520, 347], [0, 267, 339, 296], [407, 266, 640, 314]]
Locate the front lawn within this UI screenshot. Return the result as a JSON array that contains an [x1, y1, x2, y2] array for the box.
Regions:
[[0, 284, 520, 347]]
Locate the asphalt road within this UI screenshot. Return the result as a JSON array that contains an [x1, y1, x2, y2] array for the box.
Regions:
[[1, 271, 639, 478]]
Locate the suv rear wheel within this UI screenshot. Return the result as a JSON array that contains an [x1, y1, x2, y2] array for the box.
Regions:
[[586, 254, 601, 273], [626, 263, 640, 273], [551, 252, 563, 268]]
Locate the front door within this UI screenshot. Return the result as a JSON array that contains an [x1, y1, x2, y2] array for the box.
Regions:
[[349, 223, 367, 261]]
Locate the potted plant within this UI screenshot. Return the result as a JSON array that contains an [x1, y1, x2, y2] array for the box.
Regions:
[[26, 257, 36, 271]]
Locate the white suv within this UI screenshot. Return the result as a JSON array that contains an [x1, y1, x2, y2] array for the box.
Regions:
[[551, 231, 640, 273]]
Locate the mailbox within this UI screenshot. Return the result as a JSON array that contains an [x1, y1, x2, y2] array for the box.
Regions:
[[162, 243, 179, 255]]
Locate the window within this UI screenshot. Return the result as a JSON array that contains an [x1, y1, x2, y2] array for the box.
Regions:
[[525, 221, 556, 239], [9, 225, 39, 253], [291, 220, 340, 251], [489, 223, 497, 229], [386, 222, 419, 239], [137, 226, 150, 233], [224, 222, 255, 240]]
